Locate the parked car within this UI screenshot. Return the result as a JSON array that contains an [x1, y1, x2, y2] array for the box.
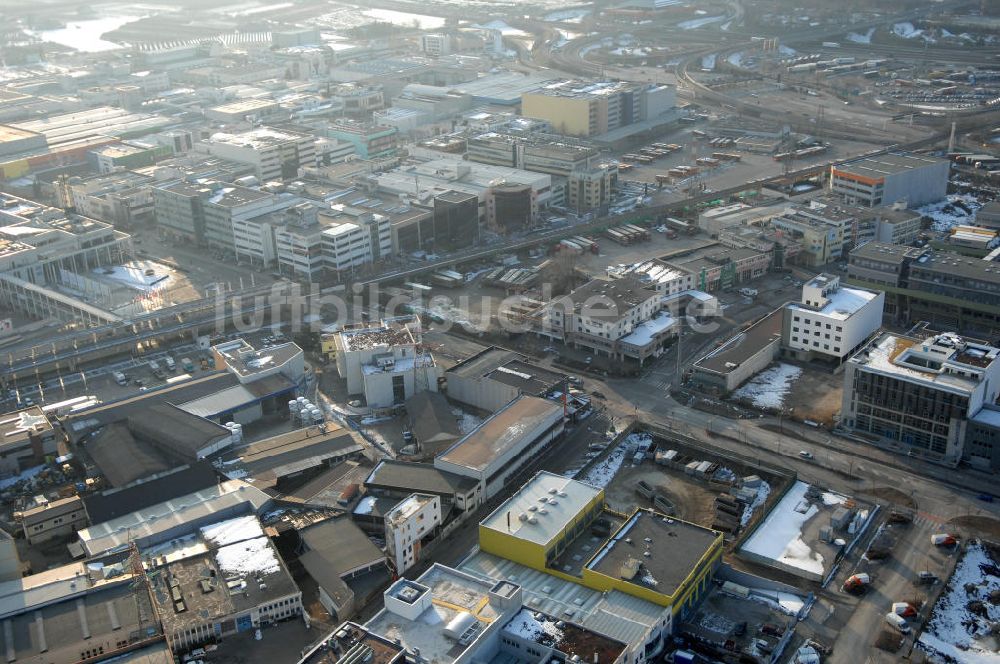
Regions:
[[978, 493, 995, 503]]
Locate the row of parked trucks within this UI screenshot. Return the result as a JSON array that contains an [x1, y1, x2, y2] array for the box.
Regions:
[[604, 224, 651, 245], [552, 236, 600, 255]]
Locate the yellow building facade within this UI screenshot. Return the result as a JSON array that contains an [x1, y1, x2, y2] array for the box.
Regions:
[[479, 472, 723, 615]]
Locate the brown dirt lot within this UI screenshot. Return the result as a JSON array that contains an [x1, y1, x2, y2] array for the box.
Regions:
[[602, 462, 721, 528], [782, 364, 844, 426]]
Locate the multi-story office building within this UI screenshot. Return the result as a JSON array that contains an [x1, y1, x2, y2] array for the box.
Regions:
[[196, 127, 316, 181], [0, 193, 131, 285], [782, 273, 884, 364], [322, 119, 398, 159], [466, 132, 599, 177], [830, 152, 949, 208], [374, 158, 552, 231], [320, 206, 392, 274], [420, 33, 452, 56], [847, 243, 1000, 336], [330, 84, 386, 118], [864, 204, 924, 246], [58, 170, 156, 229], [432, 190, 480, 249], [153, 180, 290, 249], [665, 245, 771, 292], [204, 99, 283, 124], [769, 203, 852, 266], [841, 331, 1000, 464], [568, 165, 614, 213], [230, 199, 392, 279], [521, 80, 675, 138]]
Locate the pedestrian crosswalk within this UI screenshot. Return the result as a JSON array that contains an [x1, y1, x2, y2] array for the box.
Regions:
[[913, 511, 946, 527]]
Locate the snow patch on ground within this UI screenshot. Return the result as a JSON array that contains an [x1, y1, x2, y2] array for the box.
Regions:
[[741, 481, 826, 575], [727, 52, 744, 67], [918, 194, 984, 232], [778, 45, 797, 56], [847, 28, 875, 44], [679, 15, 724, 29], [747, 589, 807, 617], [741, 481, 772, 527], [732, 363, 802, 410], [918, 540, 1000, 663], [893, 22, 922, 38], [0, 465, 46, 490], [580, 433, 643, 488], [200, 515, 265, 546], [701, 54, 716, 71], [451, 407, 483, 434]]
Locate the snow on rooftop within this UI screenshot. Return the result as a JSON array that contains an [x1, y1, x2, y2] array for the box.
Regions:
[[354, 495, 377, 516], [94, 263, 171, 293], [789, 285, 878, 320], [731, 363, 802, 410], [214, 536, 281, 576], [200, 514, 265, 547], [973, 409, 1000, 429], [504, 609, 564, 645], [741, 481, 826, 576], [620, 314, 676, 348]]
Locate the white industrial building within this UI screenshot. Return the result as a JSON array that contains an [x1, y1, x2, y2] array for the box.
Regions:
[[782, 273, 884, 364], [373, 157, 552, 227], [830, 152, 950, 208], [196, 127, 317, 181], [333, 316, 440, 408], [385, 493, 441, 573], [434, 395, 564, 500]]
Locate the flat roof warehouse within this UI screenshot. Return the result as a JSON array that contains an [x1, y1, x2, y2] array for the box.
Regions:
[[437, 396, 563, 472]]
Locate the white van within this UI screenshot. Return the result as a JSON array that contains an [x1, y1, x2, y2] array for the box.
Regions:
[[884, 612, 910, 633], [164, 356, 176, 371], [113, 371, 127, 386]]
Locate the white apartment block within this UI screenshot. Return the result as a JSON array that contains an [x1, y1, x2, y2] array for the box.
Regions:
[[783, 273, 884, 364], [385, 493, 441, 573], [542, 277, 672, 364]]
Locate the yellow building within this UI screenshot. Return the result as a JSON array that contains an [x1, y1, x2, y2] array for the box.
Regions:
[[320, 332, 338, 360], [479, 471, 723, 615], [521, 93, 598, 138]]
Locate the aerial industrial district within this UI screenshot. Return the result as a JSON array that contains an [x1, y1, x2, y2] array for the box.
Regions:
[[1, 0, 1000, 663]]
